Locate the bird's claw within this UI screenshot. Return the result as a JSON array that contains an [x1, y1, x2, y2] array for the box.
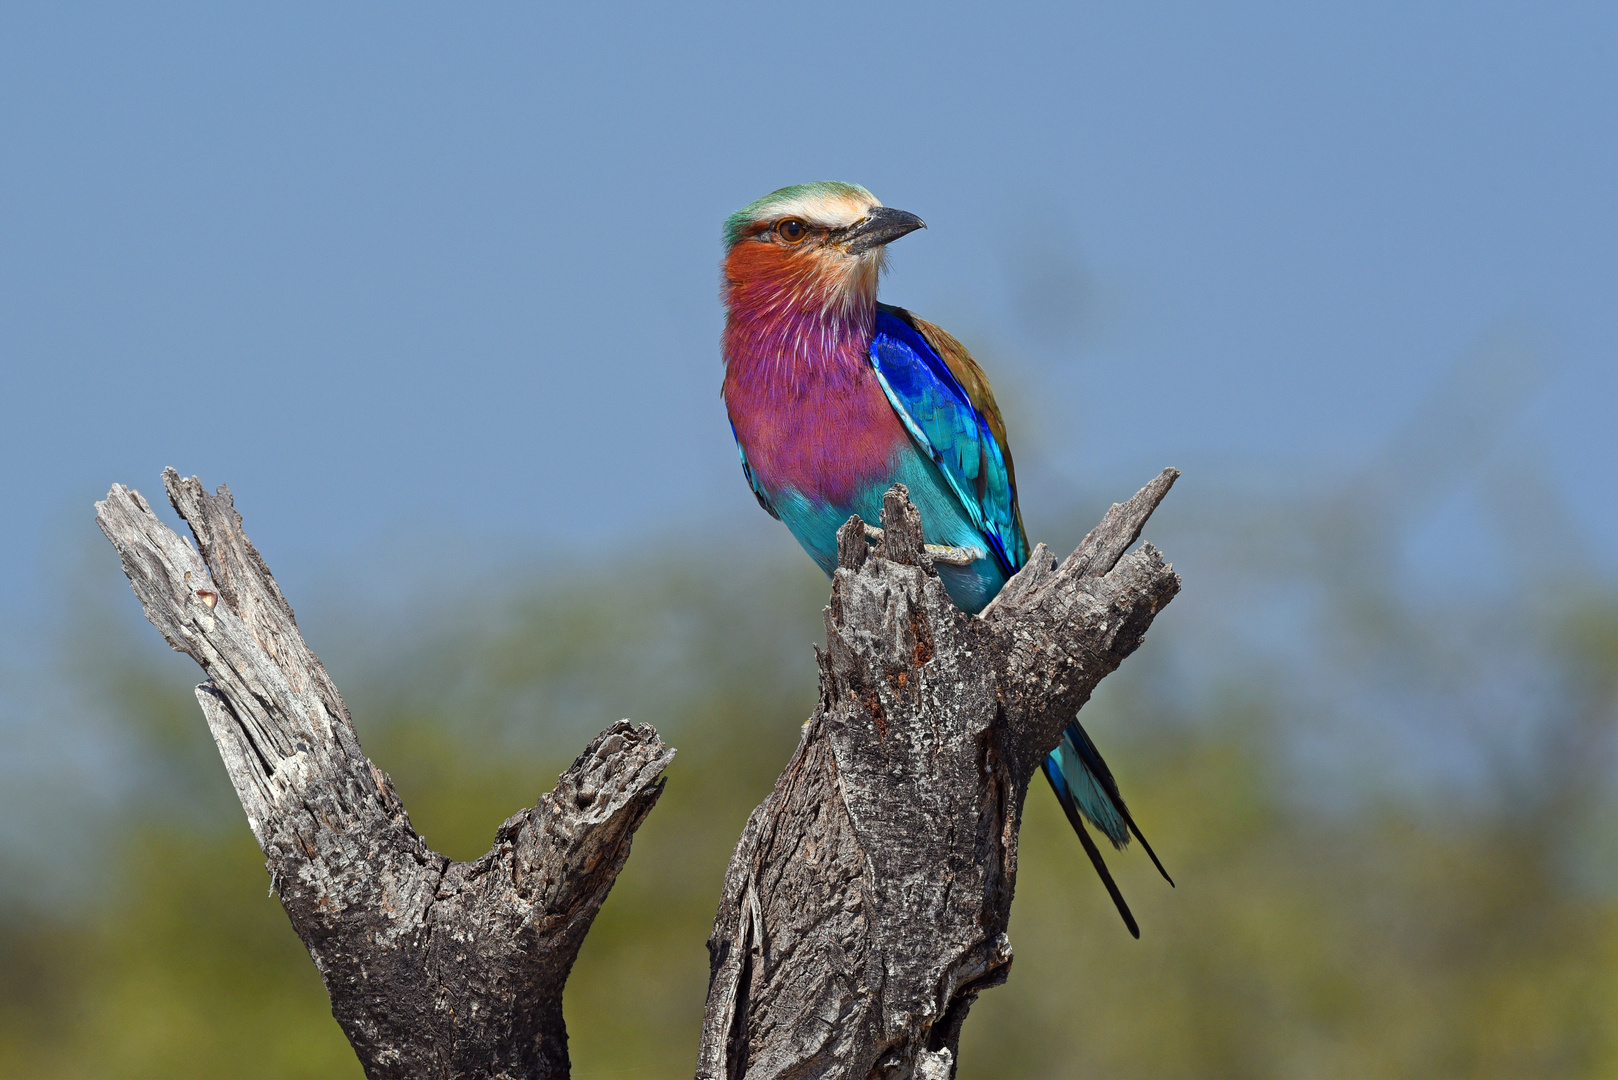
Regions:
[[926, 543, 985, 566], [860, 524, 982, 567]]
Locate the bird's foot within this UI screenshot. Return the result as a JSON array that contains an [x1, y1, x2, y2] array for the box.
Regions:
[[926, 543, 986, 566], [861, 525, 983, 567]]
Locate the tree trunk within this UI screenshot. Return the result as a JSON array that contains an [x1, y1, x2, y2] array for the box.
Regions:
[[697, 473, 1181, 1080], [96, 470, 674, 1080]]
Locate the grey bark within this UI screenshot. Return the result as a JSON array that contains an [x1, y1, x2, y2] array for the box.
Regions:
[[95, 466, 1177, 1080], [96, 470, 674, 1080], [697, 472, 1182, 1080]]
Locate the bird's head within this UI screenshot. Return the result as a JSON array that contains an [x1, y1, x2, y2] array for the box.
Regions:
[[722, 182, 925, 318]]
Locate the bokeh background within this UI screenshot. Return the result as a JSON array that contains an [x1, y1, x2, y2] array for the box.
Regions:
[[3, 3, 1616, 1077]]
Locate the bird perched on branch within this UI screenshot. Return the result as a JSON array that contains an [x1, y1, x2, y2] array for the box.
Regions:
[[720, 181, 1172, 936]]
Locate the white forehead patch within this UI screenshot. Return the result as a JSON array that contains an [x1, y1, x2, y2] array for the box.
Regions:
[[764, 189, 882, 230]]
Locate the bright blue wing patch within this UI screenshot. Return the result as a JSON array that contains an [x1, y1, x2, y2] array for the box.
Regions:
[[868, 309, 1022, 575]]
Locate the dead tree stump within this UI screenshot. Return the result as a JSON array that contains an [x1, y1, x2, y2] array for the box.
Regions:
[[97, 470, 674, 1080], [698, 472, 1181, 1080]]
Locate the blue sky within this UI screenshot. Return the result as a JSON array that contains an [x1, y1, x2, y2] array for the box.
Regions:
[[2, 2, 1613, 637]]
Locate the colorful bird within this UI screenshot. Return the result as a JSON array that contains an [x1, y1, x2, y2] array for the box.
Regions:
[[720, 181, 1172, 936]]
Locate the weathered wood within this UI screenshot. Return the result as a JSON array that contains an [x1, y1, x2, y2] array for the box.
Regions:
[[698, 472, 1181, 1080], [96, 465, 1178, 1079], [96, 470, 673, 1080]]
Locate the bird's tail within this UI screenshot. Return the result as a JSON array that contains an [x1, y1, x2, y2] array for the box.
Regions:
[[1041, 721, 1173, 939]]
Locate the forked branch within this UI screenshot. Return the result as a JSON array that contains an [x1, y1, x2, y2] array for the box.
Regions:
[[97, 470, 673, 1080]]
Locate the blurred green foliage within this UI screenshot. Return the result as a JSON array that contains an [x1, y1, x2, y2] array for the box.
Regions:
[[3, 483, 1616, 1078]]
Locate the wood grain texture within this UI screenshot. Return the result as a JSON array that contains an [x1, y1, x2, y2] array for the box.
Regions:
[[95, 467, 1178, 1080], [698, 474, 1181, 1080], [96, 470, 673, 1080]]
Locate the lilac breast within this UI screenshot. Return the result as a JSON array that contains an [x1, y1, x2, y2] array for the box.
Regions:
[[722, 306, 908, 508]]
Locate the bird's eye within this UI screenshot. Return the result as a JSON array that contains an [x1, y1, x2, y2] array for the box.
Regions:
[[777, 219, 808, 244]]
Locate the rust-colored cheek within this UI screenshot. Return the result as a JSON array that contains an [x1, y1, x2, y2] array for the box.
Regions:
[[725, 241, 799, 290], [725, 242, 867, 311]]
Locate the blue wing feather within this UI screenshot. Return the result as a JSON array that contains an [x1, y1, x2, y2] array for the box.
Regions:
[[867, 308, 1021, 576], [865, 305, 1172, 931]]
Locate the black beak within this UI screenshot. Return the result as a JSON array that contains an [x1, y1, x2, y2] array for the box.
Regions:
[[841, 206, 926, 254]]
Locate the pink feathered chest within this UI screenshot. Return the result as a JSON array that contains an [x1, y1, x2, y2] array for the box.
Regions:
[[722, 312, 908, 508]]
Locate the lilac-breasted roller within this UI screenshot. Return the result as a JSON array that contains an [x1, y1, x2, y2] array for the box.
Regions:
[[721, 181, 1172, 936]]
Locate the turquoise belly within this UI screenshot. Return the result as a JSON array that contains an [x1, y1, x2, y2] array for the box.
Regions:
[[770, 448, 1010, 615]]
